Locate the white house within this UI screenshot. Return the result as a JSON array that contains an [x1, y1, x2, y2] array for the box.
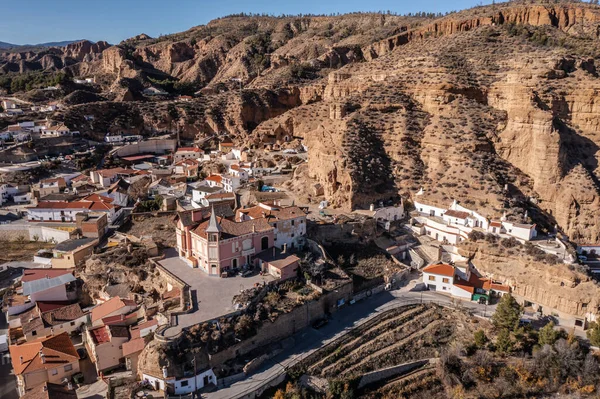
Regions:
[[221, 174, 241, 193], [142, 368, 217, 395], [423, 263, 510, 302], [105, 133, 123, 143], [191, 185, 224, 205], [422, 263, 456, 294], [413, 199, 446, 218], [228, 164, 249, 181], [499, 221, 537, 241], [173, 147, 203, 163], [27, 194, 123, 224], [21, 269, 78, 304], [41, 124, 71, 137]]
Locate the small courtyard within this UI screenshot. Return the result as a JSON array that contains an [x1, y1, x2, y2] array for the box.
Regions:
[[158, 249, 275, 336]]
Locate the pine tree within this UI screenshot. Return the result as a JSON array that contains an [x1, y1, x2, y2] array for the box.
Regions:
[[586, 321, 600, 346], [496, 329, 513, 354], [538, 321, 559, 346], [474, 329, 488, 348], [492, 294, 523, 332]]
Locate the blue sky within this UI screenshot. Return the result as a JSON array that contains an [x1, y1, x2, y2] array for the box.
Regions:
[[3, 0, 495, 45]]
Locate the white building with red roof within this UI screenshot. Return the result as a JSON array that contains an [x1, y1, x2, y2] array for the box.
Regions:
[[423, 263, 510, 302], [413, 194, 536, 243], [173, 147, 203, 163], [27, 194, 123, 225]]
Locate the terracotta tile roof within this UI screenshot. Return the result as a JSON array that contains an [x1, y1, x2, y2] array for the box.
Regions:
[[22, 382, 77, 399], [22, 269, 74, 283], [238, 204, 306, 222], [91, 296, 135, 324], [9, 332, 78, 375], [175, 159, 199, 167], [490, 283, 510, 292], [130, 319, 158, 339], [40, 177, 66, 186], [122, 337, 146, 357], [193, 217, 273, 239], [89, 326, 110, 344], [22, 317, 44, 336], [71, 174, 90, 182], [83, 194, 114, 203], [36, 301, 74, 313], [452, 282, 475, 294], [490, 221, 502, 228], [40, 303, 84, 327], [96, 168, 132, 178], [206, 192, 235, 201], [205, 175, 222, 184], [444, 210, 470, 219], [102, 311, 137, 326], [422, 263, 455, 278], [176, 147, 202, 153]]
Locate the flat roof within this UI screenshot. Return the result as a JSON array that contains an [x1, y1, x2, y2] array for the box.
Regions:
[[54, 237, 96, 252]]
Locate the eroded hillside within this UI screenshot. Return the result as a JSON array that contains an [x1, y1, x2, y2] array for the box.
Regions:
[[4, 1, 600, 244]]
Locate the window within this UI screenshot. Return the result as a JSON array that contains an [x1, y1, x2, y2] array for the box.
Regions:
[[442, 278, 449, 283], [428, 276, 435, 281], [51, 369, 58, 376], [64, 364, 72, 372], [291, 220, 295, 226], [32, 331, 37, 336], [70, 321, 75, 326], [181, 381, 189, 387]]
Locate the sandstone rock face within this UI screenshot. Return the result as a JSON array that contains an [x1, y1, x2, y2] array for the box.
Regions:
[[461, 242, 599, 318]]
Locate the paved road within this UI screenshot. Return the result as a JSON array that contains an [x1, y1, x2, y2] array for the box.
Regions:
[[204, 280, 494, 399], [0, 311, 18, 399]]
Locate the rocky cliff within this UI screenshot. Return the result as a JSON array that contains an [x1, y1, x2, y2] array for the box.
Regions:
[[460, 241, 599, 319], [250, 1, 600, 244], [5, 1, 600, 244]]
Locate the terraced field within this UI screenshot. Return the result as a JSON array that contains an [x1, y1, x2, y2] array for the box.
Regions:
[[363, 367, 445, 399], [290, 303, 481, 398], [296, 304, 461, 378]]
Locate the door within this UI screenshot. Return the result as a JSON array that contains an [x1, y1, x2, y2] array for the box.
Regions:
[[232, 258, 238, 269], [203, 375, 210, 386], [261, 236, 269, 251], [428, 284, 436, 291]]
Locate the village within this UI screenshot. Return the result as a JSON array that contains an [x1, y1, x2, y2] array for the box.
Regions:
[[0, 113, 598, 399]]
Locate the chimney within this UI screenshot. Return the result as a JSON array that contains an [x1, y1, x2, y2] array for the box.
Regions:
[[40, 351, 46, 364], [67, 382, 73, 390], [45, 274, 49, 279], [282, 243, 287, 254], [43, 385, 48, 392], [272, 247, 276, 257], [19, 356, 23, 364]]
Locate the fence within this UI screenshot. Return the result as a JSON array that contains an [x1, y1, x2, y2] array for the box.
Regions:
[[221, 296, 485, 399]]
